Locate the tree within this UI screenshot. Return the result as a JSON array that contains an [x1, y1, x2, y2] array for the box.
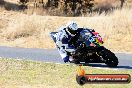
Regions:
[[120, 0, 125, 8]]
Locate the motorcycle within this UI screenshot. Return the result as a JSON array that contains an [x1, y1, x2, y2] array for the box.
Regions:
[[50, 28, 118, 67]]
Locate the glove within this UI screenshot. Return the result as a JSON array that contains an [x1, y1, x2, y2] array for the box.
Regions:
[[63, 56, 69, 63]]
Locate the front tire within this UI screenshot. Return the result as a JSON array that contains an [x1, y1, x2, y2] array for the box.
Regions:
[[101, 49, 119, 67]]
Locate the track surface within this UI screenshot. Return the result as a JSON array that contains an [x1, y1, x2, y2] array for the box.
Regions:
[[0, 46, 132, 70]]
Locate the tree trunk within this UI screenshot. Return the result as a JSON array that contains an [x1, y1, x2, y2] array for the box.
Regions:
[[120, 0, 125, 8]]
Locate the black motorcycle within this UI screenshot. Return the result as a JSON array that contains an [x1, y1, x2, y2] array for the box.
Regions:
[[50, 28, 118, 67]]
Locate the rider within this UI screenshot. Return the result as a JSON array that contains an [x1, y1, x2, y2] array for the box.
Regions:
[[56, 21, 79, 63]]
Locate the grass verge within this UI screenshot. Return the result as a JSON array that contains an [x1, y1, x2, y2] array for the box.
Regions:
[[0, 58, 131, 88]]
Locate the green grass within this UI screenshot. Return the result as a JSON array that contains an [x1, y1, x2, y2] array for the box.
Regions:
[[0, 58, 131, 88]]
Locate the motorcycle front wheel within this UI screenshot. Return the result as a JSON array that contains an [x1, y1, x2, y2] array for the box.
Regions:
[[100, 48, 119, 67]]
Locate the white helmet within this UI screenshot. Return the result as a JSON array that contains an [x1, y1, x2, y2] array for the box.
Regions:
[[66, 21, 78, 31]]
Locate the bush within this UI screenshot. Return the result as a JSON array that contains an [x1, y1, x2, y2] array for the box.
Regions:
[[45, 0, 95, 16]]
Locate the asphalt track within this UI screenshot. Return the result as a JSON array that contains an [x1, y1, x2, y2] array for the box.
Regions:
[[0, 46, 132, 70]]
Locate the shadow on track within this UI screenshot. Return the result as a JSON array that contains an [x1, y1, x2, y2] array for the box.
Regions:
[[83, 63, 132, 70]]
